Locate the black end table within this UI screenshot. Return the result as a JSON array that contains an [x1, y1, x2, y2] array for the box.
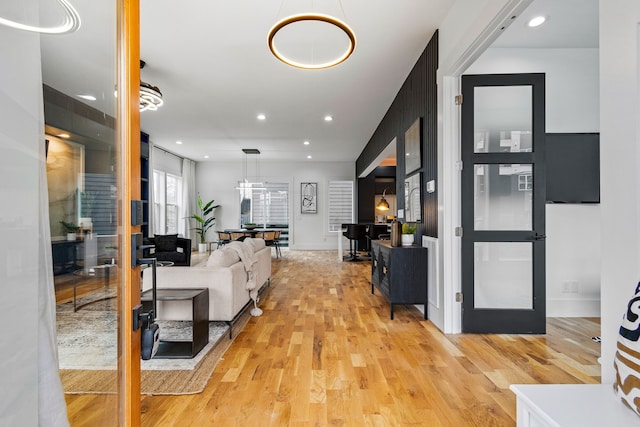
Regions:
[[140, 288, 209, 359]]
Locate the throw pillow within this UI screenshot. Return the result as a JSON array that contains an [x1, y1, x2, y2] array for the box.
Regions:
[[154, 234, 178, 252], [613, 281, 640, 418], [207, 247, 240, 268], [244, 237, 266, 252]]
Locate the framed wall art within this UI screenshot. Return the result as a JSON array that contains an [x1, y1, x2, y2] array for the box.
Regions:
[[405, 117, 422, 175], [301, 182, 317, 213]]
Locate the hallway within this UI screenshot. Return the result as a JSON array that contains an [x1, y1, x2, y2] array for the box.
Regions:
[[67, 250, 600, 426]]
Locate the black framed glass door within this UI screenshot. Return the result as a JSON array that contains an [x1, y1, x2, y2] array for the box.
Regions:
[[461, 73, 546, 333]]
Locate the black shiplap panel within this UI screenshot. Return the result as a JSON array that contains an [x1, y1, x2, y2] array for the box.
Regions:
[[356, 31, 438, 238]]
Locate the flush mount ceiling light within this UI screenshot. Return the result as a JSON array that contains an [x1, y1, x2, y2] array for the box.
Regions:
[[0, 0, 80, 34], [268, 13, 356, 70], [527, 16, 547, 28], [140, 60, 163, 112]]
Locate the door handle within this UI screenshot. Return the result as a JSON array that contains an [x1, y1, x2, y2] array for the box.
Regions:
[[533, 233, 546, 240]]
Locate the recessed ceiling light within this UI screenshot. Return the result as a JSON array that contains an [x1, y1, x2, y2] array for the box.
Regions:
[[204, 155, 209, 159], [304, 141, 310, 145], [257, 114, 266, 121], [527, 16, 546, 28], [307, 155, 312, 159], [176, 140, 183, 145], [77, 94, 96, 101], [58, 133, 70, 139], [324, 115, 333, 122]]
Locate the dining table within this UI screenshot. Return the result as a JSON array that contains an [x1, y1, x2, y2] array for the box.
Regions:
[[224, 228, 270, 239]]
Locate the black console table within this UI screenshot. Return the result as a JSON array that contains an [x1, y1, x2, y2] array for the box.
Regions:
[[52, 240, 82, 275], [141, 288, 209, 359], [371, 240, 428, 320]]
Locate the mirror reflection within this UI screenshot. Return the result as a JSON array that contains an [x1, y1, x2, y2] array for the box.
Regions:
[[404, 173, 421, 222]]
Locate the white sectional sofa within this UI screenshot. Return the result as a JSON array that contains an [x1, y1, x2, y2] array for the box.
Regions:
[[142, 238, 271, 335]]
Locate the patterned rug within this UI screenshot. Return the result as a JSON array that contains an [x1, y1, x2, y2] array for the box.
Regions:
[[57, 290, 250, 394]]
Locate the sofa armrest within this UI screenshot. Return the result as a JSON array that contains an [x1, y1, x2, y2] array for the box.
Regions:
[[176, 238, 192, 264], [142, 264, 251, 321]]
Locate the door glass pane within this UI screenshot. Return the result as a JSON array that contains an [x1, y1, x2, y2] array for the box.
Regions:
[[474, 164, 533, 230], [474, 242, 532, 309], [474, 86, 532, 153], [40, 0, 119, 419]]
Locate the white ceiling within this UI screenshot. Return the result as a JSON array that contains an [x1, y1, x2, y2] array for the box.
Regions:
[[36, 0, 598, 164], [138, 0, 456, 163], [492, 0, 598, 49]]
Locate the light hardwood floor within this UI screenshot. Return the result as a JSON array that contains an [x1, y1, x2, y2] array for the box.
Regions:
[[64, 250, 601, 426]]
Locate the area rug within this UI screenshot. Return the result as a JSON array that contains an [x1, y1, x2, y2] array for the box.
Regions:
[[57, 291, 251, 395]]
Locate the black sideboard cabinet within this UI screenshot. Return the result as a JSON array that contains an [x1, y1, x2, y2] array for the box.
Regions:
[[371, 240, 428, 320]]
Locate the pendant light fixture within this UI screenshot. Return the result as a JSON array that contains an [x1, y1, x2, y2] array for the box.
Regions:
[[376, 188, 390, 211], [0, 0, 80, 34], [236, 149, 266, 190], [140, 60, 163, 112], [267, 1, 356, 70]]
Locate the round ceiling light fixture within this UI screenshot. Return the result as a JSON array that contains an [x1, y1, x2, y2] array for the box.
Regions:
[[140, 81, 163, 112], [268, 13, 356, 70], [0, 0, 81, 34], [140, 60, 163, 112]]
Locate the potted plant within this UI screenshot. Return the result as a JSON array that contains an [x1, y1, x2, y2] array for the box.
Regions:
[[401, 222, 417, 246], [189, 194, 220, 252], [60, 220, 79, 241]]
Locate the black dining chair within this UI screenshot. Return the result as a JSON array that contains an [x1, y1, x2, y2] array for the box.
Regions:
[[342, 224, 367, 261], [216, 231, 232, 249]]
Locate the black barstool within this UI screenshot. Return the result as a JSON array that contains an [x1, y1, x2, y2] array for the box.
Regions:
[[365, 224, 389, 256], [342, 224, 367, 261]]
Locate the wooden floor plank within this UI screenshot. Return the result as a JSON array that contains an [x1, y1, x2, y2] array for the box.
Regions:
[[64, 250, 601, 426]]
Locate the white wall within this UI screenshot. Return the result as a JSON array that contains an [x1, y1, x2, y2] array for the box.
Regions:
[[195, 160, 354, 249], [466, 48, 601, 317], [599, 0, 640, 384]]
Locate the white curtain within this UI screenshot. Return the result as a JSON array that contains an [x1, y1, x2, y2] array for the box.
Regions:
[[181, 158, 196, 241], [148, 140, 155, 237], [38, 140, 70, 426]]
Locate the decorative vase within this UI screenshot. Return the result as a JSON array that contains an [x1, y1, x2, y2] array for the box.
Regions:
[[401, 234, 414, 246], [198, 242, 208, 253], [66, 232, 77, 241]]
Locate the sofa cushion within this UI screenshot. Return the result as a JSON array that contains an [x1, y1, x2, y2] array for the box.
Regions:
[[154, 234, 178, 252], [244, 237, 266, 252], [207, 247, 240, 268]]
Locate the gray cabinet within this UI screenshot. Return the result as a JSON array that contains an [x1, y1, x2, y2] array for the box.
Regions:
[[371, 240, 428, 319]]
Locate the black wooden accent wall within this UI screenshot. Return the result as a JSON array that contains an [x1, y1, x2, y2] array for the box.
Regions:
[[355, 31, 439, 238]]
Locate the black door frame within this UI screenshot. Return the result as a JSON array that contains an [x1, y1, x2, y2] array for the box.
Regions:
[[461, 73, 546, 334]]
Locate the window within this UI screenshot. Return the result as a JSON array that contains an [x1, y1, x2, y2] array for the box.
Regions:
[[328, 180, 354, 232], [239, 182, 289, 227], [153, 170, 182, 235]]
